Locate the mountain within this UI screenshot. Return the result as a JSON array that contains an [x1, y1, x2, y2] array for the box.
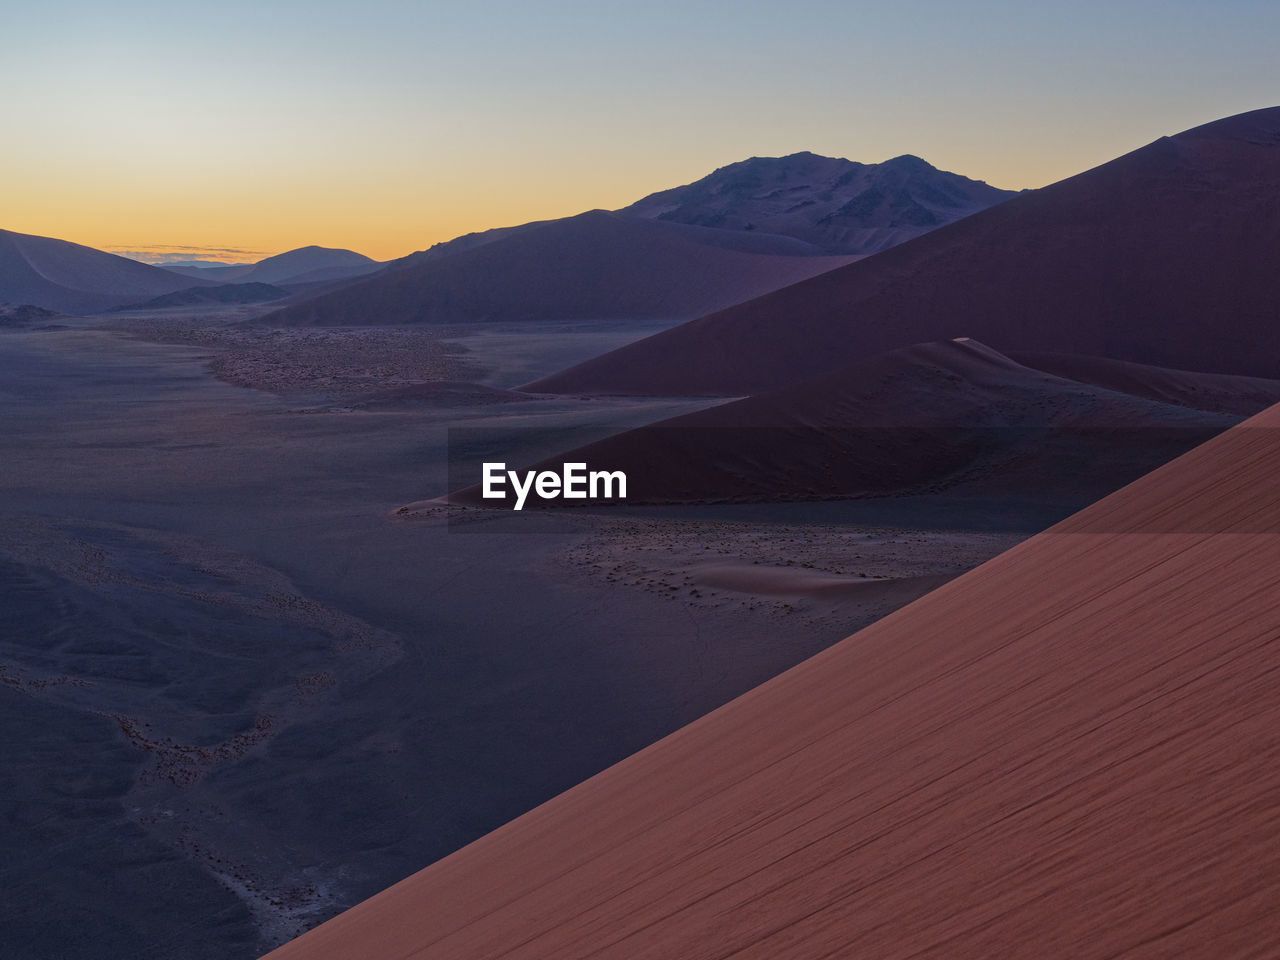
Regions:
[[621, 151, 1017, 254], [0, 229, 219, 314], [262, 401, 1280, 960], [260, 210, 857, 326], [527, 106, 1280, 396], [452, 339, 1242, 510]]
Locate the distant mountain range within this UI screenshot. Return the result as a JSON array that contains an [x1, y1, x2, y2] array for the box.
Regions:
[[160, 246, 381, 285], [141, 258, 255, 271], [2, 151, 1014, 319], [261, 153, 1013, 326]]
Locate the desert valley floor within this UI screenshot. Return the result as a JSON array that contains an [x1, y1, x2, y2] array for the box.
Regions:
[[0, 312, 1033, 957]]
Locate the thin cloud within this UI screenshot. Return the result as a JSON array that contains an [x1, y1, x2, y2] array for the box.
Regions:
[[110, 244, 270, 265]]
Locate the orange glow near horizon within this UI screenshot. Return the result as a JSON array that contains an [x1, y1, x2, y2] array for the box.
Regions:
[[7, 96, 1279, 264], [7, 95, 1271, 264], [0, 137, 1123, 264], [3, 2, 1276, 264], [3, 157, 769, 263], [1, 169, 663, 263]]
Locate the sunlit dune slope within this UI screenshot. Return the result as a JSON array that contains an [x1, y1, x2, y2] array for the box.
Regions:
[[265, 397, 1280, 959]]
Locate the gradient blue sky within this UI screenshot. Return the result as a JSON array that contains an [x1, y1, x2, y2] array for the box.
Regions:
[[2, 0, 1276, 260]]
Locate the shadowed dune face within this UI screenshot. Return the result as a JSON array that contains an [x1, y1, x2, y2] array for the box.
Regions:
[[1009, 350, 1280, 417], [263, 404, 1280, 960], [0, 237, 383, 316], [448, 339, 1243, 511], [527, 106, 1280, 396], [0, 229, 219, 314], [259, 210, 858, 327]]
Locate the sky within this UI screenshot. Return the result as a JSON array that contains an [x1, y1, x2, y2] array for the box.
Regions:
[[2, 0, 1277, 262]]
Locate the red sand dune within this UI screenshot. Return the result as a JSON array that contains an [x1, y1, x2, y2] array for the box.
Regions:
[[453, 339, 1238, 508], [527, 106, 1280, 395], [260, 210, 857, 326], [265, 403, 1280, 959]]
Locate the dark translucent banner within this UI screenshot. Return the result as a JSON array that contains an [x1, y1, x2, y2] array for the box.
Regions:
[[442, 424, 1280, 534]]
